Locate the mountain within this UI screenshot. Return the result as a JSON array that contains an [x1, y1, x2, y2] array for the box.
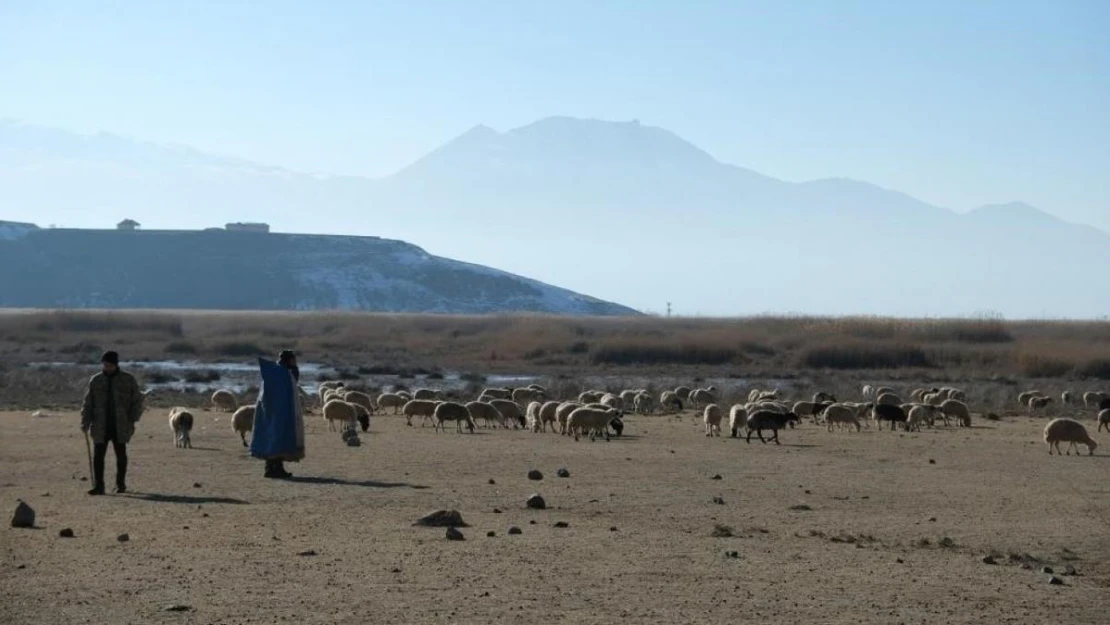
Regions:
[[0, 223, 638, 315], [2, 116, 1107, 317]]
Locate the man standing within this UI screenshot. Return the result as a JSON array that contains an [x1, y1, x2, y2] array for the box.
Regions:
[[251, 350, 305, 479], [80, 351, 145, 495]]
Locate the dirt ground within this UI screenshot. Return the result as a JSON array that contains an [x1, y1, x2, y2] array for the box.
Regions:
[[2, 407, 1108, 625]]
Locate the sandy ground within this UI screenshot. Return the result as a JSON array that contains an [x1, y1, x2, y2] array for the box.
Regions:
[[2, 407, 1109, 625]]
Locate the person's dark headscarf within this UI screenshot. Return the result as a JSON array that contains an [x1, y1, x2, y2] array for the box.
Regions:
[[278, 350, 300, 381]]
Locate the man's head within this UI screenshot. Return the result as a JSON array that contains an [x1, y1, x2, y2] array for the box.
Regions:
[[101, 351, 120, 374], [278, 349, 297, 368]]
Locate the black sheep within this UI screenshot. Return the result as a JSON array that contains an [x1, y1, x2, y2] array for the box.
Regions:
[[745, 411, 801, 444]]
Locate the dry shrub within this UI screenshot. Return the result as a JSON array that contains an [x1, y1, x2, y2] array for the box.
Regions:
[[1016, 351, 1074, 378], [590, 341, 737, 366], [1077, 358, 1110, 380], [801, 342, 930, 370]]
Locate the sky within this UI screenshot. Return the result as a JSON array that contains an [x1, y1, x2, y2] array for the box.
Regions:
[[0, 0, 1107, 229]]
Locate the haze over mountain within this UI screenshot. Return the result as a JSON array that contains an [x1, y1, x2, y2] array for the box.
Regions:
[[2, 116, 1107, 318]]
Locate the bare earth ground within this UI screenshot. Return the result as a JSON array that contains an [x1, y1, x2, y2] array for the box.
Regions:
[[3, 408, 1109, 625]]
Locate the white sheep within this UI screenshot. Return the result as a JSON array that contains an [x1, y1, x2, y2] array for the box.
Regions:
[[414, 388, 440, 401], [1097, 409, 1110, 433], [1061, 390, 1074, 406], [728, 405, 748, 437], [490, 399, 525, 429], [1083, 391, 1106, 409], [566, 406, 621, 441], [1018, 390, 1046, 407], [481, 387, 513, 400], [939, 399, 972, 428], [703, 404, 723, 437], [674, 386, 692, 401], [322, 400, 358, 432], [537, 401, 560, 433], [659, 391, 682, 413], [1044, 418, 1098, 455], [377, 392, 406, 415], [434, 401, 476, 433], [905, 404, 943, 431], [168, 407, 194, 449], [600, 393, 624, 411], [402, 399, 440, 427], [513, 387, 544, 405], [619, 390, 639, 407], [689, 388, 715, 410], [823, 404, 861, 432], [526, 401, 543, 432], [1028, 395, 1053, 416], [861, 384, 875, 399], [875, 392, 903, 407], [231, 405, 255, 447], [465, 401, 505, 428], [343, 390, 377, 415], [633, 392, 655, 415], [556, 401, 583, 435], [578, 390, 603, 404], [211, 389, 237, 412]]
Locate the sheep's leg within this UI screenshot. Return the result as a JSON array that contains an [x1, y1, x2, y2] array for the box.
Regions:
[[240, 432, 247, 447], [771, 429, 780, 445], [757, 429, 767, 444]]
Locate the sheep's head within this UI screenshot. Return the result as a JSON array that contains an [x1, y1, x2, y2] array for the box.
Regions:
[[1087, 439, 1098, 454]]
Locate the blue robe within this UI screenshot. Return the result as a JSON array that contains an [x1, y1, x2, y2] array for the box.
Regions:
[[250, 357, 305, 461]]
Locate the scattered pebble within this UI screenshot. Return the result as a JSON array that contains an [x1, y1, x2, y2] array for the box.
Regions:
[[609, 526, 618, 532], [297, 549, 317, 556], [712, 496, 725, 505], [789, 504, 813, 512], [486, 531, 496, 537], [507, 526, 523, 535], [896, 558, 904, 564], [711, 474, 723, 480], [488, 479, 496, 485], [446, 527, 465, 541], [981, 555, 997, 565], [529, 520, 537, 525], [10, 501, 35, 528], [1048, 576, 1064, 586], [553, 521, 569, 528], [724, 550, 740, 559], [492, 508, 502, 514], [58, 528, 75, 538], [1041, 566, 1054, 575], [164, 604, 192, 612], [525, 494, 546, 510], [1064, 565, 1077, 576], [414, 510, 468, 527], [711, 524, 734, 538], [117, 533, 130, 543], [556, 468, 570, 478], [192, 482, 202, 489], [928, 459, 936, 465], [527, 470, 544, 481]]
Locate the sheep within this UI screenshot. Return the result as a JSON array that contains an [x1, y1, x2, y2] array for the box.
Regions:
[[703, 404, 723, 437], [343, 390, 377, 416], [168, 407, 194, 449], [812, 391, 837, 404], [728, 405, 748, 438], [659, 391, 683, 413], [395, 389, 413, 401], [600, 393, 624, 411], [1018, 390, 1046, 407], [527, 383, 548, 395], [906, 404, 943, 431], [1083, 391, 1106, 409], [872, 404, 907, 431], [465, 401, 505, 428], [1061, 390, 1074, 406], [414, 388, 440, 401], [231, 405, 255, 447], [318, 381, 344, 403], [353, 404, 371, 432], [566, 407, 622, 441], [513, 387, 544, 405], [578, 391, 603, 404], [322, 400, 359, 432], [619, 390, 639, 407], [490, 399, 526, 429], [873, 386, 895, 398], [674, 386, 692, 401], [211, 389, 237, 412], [1028, 395, 1053, 416], [434, 401, 476, 433], [823, 404, 861, 432], [1098, 409, 1110, 433], [745, 410, 800, 444], [689, 388, 715, 410], [861, 384, 875, 399], [875, 392, 903, 407], [377, 392, 406, 415], [946, 388, 967, 402], [537, 401, 561, 432], [792, 401, 832, 423], [402, 399, 440, 427], [481, 387, 513, 400], [1044, 418, 1098, 456], [526, 401, 543, 432], [1100, 397, 1110, 412], [556, 401, 583, 435], [633, 392, 655, 415], [931, 399, 969, 427]]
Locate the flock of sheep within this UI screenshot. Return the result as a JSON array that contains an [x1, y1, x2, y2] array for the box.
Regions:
[[158, 378, 1109, 457]]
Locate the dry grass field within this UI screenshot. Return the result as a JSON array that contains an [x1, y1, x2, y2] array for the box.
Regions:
[[3, 404, 1109, 625]]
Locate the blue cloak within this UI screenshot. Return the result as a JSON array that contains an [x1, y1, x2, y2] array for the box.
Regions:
[[249, 357, 305, 461]]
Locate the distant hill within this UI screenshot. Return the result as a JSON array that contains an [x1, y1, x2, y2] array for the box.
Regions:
[[0, 224, 638, 315], [2, 117, 1108, 317]]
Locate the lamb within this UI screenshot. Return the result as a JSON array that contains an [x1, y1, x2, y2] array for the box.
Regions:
[[728, 405, 748, 438], [434, 401, 476, 433], [689, 388, 715, 410], [875, 392, 903, 407], [703, 404, 723, 437], [490, 399, 526, 429], [231, 405, 255, 447], [465, 401, 505, 428], [377, 392, 406, 415], [414, 388, 440, 401], [566, 407, 622, 441], [211, 389, 237, 412], [659, 391, 683, 413], [556, 401, 583, 435], [872, 404, 907, 431], [1098, 409, 1110, 433], [402, 399, 440, 427], [168, 407, 194, 449], [1044, 418, 1098, 455], [1083, 391, 1106, 409], [322, 400, 359, 432], [1028, 395, 1053, 416], [745, 410, 800, 444], [823, 404, 861, 432]]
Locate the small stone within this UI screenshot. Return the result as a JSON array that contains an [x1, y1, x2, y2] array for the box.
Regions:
[[117, 533, 130, 543], [10, 501, 35, 528], [492, 508, 502, 514], [556, 468, 570, 478], [711, 474, 723, 480], [804, 490, 811, 495], [488, 479, 496, 485], [164, 604, 192, 612], [529, 520, 537, 525], [414, 509, 468, 527], [789, 504, 813, 511], [1040, 566, 1054, 574], [202, 513, 209, 518], [1063, 565, 1077, 576], [507, 526, 523, 535], [446, 527, 465, 541], [1048, 576, 1064, 586], [609, 526, 618, 532], [192, 482, 202, 489], [981, 555, 997, 565], [486, 531, 496, 537], [527, 470, 544, 481], [712, 496, 725, 505], [928, 517, 937, 523], [16, 564, 26, 570], [297, 549, 317, 556], [928, 459, 936, 464], [896, 558, 904, 564], [58, 528, 75, 538], [391, 567, 402, 573], [553, 521, 569, 528], [525, 494, 546, 510]]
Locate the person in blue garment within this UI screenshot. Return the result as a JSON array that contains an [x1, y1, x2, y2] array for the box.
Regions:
[[252, 349, 305, 479]]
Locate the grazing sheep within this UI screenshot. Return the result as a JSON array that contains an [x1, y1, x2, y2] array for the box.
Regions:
[[168, 407, 194, 449], [402, 399, 440, 427], [689, 388, 715, 410], [872, 404, 907, 431], [481, 387, 513, 400], [812, 391, 837, 404], [728, 405, 748, 438], [377, 392, 406, 415], [619, 390, 639, 407], [633, 392, 655, 415], [660, 391, 683, 413], [1018, 390, 1046, 407], [322, 400, 358, 432], [1044, 418, 1098, 455], [343, 391, 377, 415], [211, 389, 237, 412], [674, 386, 692, 401], [537, 401, 561, 433], [875, 392, 903, 407], [513, 387, 544, 405], [792, 400, 832, 423], [1028, 395, 1053, 416], [906, 404, 943, 431], [556, 401, 583, 435], [578, 391, 603, 404], [934, 399, 971, 427], [703, 404, 723, 437], [231, 405, 255, 447], [434, 401, 476, 433], [1061, 390, 1074, 406], [526, 401, 543, 432], [466, 401, 505, 429], [823, 404, 861, 432], [745, 410, 800, 444], [490, 399, 526, 429], [1083, 391, 1106, 409], [318, 381, 344, 403], [395, 390, 413, 401], [600, 393, 624, 411], [861, 384, 875, 399], [873, 386, 895, 398], [414, 388, 440, 401], [1097, 409, 1110, 433], [566, 407, 622, 441], [353, 403, 371, 432], [1100, 397, 1110, 412], [527, 383, 548, 394]]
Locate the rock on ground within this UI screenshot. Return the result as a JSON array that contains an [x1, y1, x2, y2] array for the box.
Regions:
[[11, 501, 35, 528], [414, 509, 468, 527]]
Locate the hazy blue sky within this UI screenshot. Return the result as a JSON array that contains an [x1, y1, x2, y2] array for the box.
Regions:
[[1, 0, 1107, 227]]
